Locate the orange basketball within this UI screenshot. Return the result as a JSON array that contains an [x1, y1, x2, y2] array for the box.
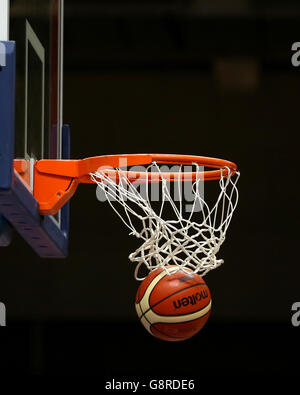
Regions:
[[135, 266, 211, 341]]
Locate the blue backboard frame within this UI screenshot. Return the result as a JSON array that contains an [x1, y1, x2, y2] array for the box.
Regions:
[[0, 41, 69, 258]]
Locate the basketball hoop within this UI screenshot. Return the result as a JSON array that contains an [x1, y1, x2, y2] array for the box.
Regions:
[[13, 153, 239, 270], [89, 154, 240, 280]]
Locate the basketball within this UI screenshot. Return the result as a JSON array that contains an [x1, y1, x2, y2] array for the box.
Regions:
[[135, 266, 211, 341]]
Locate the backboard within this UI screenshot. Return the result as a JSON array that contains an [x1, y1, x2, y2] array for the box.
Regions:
[[0, 0, 69, 257], [11, 0, 63, 220]]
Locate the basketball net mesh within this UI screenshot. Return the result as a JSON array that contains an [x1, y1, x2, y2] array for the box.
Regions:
[[91, 163, 240, 280]]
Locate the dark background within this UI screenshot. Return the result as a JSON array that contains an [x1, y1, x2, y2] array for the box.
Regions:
[[1, 0, 300, 382]]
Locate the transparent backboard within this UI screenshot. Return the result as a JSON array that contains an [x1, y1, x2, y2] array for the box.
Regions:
[[4, 0, 64, 228]]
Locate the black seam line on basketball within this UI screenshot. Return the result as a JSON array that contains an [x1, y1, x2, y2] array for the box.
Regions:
[[146, 299, 212, 319], [149, 308, 211, 340], [146, 282, 207, 315], [147, 270, 169, 308], [141, 283, 208, 318], [137, 269, 167, 312], [149, 310, 211, 340], [140, 310, 154, 327], [145, 269, 200, 307], [141, 299, 212, 319], [137, 284, 148, 317], [139, 301, 144, 318], [137, 268, 204, 316], [150, 324, 185, 340], [140, 269, 170, 318]]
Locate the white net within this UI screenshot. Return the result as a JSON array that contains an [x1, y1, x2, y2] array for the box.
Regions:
[[90, 163, 240, 281]]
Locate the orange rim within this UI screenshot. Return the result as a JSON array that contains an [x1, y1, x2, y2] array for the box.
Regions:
[[93, 154, 238, 182], [23, 154, 238, 216]]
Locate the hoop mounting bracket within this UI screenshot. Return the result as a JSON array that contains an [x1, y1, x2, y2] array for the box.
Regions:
[[13, 154, 237, 216]]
